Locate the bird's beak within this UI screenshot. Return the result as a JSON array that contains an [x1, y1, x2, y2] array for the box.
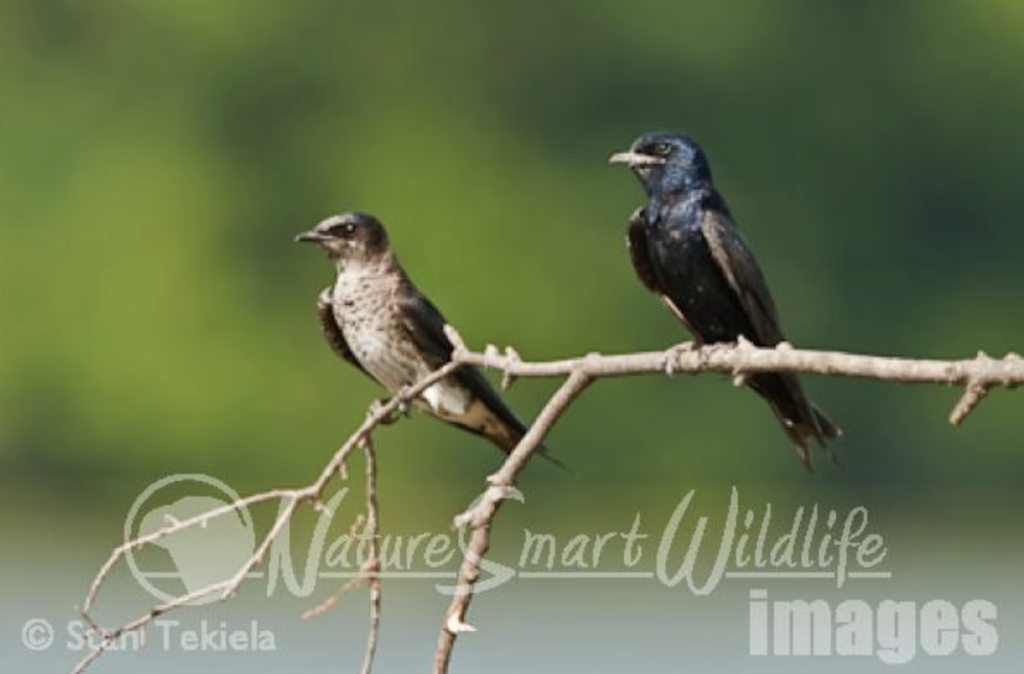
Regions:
[[295, 230, 328, 243], [608, 151, 666, 168]]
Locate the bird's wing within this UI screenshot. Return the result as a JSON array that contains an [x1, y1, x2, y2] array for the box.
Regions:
[[628, 207, 704, 339], [699, 204, 836, 460], [393, 283, 455, 369], [395, 283, 528, 433], [396, 280, 565, 467], [627, 207, 662, 293], [699, 203, 785, 345], [316, 288, 367, 374]]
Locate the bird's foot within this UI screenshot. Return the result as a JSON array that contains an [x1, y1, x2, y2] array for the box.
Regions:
[[664, 340, 697, 375], [369, 398, 412, 425], [482, 343, 521, 389], [730, 336, 757, 386], [501, 346, 521, 390], [700, 340, 730, 354], [734, 335, 757, 351]]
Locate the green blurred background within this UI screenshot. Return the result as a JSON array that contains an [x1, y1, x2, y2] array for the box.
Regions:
[[1, 0, 1022, 672]]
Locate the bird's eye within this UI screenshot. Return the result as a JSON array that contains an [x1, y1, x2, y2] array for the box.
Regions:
[[330, 222, 358, 238], [654, 143, 673, 156]]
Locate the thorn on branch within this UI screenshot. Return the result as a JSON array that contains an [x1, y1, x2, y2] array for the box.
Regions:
[[312, 498, 332, 516], [446, 614, 477, 634], [486, 483, 518, 500], [453, 505, 482, 530], [482, 343, 501, 369]]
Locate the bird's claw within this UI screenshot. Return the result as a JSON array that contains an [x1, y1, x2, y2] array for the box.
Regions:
[[735, 335, 756, 351], [367, 399, 393, 424], [369, 398, 412, 425], [501, 346, 521, 390], [664, 340, 696, 375], [730, 337, 755, 386]]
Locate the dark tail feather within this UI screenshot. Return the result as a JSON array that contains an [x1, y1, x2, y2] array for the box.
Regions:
[[536, 444, 571, 471], [458, 366, 570, 471], [493, 435, 570, 471], [811, 404, 844, 471], [777, 404, 843, 472], [750, 373, 842, 472], [813, 404, 842, 441], [481, 416, 570, 472]]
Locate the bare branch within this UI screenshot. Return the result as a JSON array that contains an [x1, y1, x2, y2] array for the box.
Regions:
[[433, 368, 593, 674], [299, 442, 382, 674], [359, 438, 382, 674], [72, 333, 1024, 674], [72, 360, 462, 674], [430, 339, 1024, 672], [457, 342, 1024, 393]]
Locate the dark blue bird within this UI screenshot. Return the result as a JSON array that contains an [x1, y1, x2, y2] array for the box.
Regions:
[[610, 131, 840, 469]]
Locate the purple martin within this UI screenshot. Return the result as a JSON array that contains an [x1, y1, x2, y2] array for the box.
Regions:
[[297, 213, 560, 464], [610, 131, 840, 469]]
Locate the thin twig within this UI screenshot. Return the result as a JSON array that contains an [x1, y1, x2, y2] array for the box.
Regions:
[[360, 438, 382, 674], [72, 360, 462, 674]]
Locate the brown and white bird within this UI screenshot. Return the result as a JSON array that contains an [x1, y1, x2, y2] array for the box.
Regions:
[[296, 212, 558, 463]]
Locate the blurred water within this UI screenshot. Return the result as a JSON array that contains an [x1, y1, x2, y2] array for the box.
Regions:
[[3, 483, 1020, 673]]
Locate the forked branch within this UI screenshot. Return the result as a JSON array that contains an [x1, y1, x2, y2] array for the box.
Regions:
[[71, 334, 1023, 674], [430, 334, 1022, 673]]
